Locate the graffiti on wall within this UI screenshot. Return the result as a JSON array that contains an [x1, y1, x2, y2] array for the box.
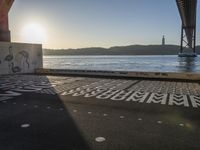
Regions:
[[0, 42, 42, 74], [3, 46, 30, 73]]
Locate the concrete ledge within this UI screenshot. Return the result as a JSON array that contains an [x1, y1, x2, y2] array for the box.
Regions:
[[35, 68, 200, 81]]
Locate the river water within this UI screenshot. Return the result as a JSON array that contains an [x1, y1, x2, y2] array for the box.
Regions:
[[43, 55, 200, 73]]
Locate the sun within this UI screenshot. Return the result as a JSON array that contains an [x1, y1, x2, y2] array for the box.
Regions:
[[21, 22, 46, 44]]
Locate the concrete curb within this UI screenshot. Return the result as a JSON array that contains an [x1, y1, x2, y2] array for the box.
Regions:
[[35, 68, 200, 81]]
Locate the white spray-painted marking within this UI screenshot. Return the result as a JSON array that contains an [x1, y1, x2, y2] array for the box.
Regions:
[[157, 121, 162, 124], [21, 124, 30, 128], [95, 137, 106, 142], [120, 116, 125, 119]]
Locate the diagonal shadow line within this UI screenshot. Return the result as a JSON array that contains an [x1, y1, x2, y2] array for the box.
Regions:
[[0, 75, 90, 150]]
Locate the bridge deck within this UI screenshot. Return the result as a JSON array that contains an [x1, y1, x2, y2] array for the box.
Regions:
[[0, 75, 200, 150]]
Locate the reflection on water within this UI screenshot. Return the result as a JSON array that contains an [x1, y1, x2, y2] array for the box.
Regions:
[[44, 55, 200, 73], [178, 57, 197, 72]]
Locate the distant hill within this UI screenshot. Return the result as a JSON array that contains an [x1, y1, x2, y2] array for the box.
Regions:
[[43, 45, 200, 55]]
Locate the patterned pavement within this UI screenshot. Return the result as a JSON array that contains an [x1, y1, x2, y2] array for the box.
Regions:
[[1, 74, 200, 150], [0, 75, 200, 108]]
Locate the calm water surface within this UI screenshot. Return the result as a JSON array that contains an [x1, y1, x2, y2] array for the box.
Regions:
[[43, 55, 200, 73]]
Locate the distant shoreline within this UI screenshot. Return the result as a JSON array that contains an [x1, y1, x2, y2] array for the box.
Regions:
[[43, 45, 200, 55]]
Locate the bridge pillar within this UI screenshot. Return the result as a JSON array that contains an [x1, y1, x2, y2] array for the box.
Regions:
[[180, 25, 196, 54], [0, 0, 14, 42]]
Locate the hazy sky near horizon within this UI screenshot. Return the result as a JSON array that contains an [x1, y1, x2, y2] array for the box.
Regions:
[[9, 0, 200, 49]]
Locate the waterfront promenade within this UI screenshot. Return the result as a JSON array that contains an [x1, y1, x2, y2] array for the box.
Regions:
[[0, 74, 200, 150]]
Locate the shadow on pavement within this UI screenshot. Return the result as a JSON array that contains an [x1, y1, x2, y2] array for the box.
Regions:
[[0, 76, 90, 150]]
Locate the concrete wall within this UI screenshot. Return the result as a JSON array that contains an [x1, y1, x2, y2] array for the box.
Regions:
[[0, 42, 42, 75]]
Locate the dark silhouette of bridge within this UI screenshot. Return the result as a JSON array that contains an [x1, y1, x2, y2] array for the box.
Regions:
[[176, 0, 197, 56]]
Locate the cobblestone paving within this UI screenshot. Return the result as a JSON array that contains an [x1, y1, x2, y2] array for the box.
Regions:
[[0, 75, 200, 108]]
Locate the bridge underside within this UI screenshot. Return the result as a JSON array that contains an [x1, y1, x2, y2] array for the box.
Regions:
[[176, 0, 197, 54]]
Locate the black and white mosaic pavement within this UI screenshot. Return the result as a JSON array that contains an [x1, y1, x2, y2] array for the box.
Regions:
[[1, 75, 200, 150], [0, 75, 200, 108]]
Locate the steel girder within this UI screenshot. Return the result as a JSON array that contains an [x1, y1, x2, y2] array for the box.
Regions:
[[176, 0, 197, 52]]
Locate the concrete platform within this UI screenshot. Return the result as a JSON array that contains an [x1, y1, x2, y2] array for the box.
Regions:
[[0, 75, 200, 150], [36, 68, 200, 81]]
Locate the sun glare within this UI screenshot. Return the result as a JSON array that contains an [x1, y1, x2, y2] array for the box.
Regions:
[[21, 23, 46, 44]]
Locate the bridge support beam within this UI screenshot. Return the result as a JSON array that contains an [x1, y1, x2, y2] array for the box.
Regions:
[[176, 0, 197, 56], [180, 25, 196, 54], [0, 0, 14, 42]]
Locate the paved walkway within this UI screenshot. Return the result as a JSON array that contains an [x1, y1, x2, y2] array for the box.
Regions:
[[0, 75, 200, 150]]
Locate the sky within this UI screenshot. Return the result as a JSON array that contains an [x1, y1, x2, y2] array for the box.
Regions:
[[9, 0, 200, 49]]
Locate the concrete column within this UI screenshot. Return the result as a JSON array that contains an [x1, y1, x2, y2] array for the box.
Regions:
[[0, 0, 14, 42]]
